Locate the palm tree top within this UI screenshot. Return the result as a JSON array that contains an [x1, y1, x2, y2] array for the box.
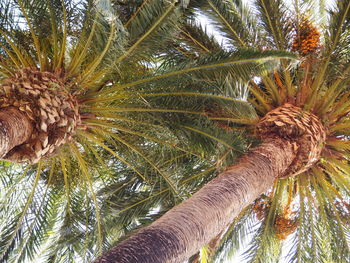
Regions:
[[0, 1, 291, 262], [1, 0, 350, 262], [174, 0, 350, 262]]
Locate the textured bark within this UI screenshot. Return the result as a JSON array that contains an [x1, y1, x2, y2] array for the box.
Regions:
[[94, 138, 297, 263], [0, 107, 33, 158], [0, 68, 81, 163], [257, 103, 326, 177]]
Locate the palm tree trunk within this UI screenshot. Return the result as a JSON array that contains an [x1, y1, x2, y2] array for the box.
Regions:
[[94, 137, 297, 263], [0, 107, 33, 158]]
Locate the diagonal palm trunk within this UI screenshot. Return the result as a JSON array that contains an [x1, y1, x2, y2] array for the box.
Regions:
[[94, 137, 297, 263]]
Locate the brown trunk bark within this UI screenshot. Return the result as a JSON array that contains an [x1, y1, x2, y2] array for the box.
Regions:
[[94, 138, 297, 263], [0, 107, 33, 158]]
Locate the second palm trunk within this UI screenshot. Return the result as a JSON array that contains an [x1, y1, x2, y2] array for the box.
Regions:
[[94, 137, 297, 263]]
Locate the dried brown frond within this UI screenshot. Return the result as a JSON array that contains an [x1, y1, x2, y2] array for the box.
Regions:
[[274, 215, 298, 240], [253, 197, 271, 220]]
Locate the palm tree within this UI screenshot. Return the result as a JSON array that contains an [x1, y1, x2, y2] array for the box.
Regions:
[[0, 0, 289, 262], [95, 0, 350, 262]]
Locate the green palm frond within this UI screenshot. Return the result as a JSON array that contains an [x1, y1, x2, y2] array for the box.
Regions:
[[212, 206, 257, 263], [177, 21, 222, 54], [254, 0, 293, 50], [116, 0, 181, 63], [207, 0, 260, 48], [244, 180, 286, 263]]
